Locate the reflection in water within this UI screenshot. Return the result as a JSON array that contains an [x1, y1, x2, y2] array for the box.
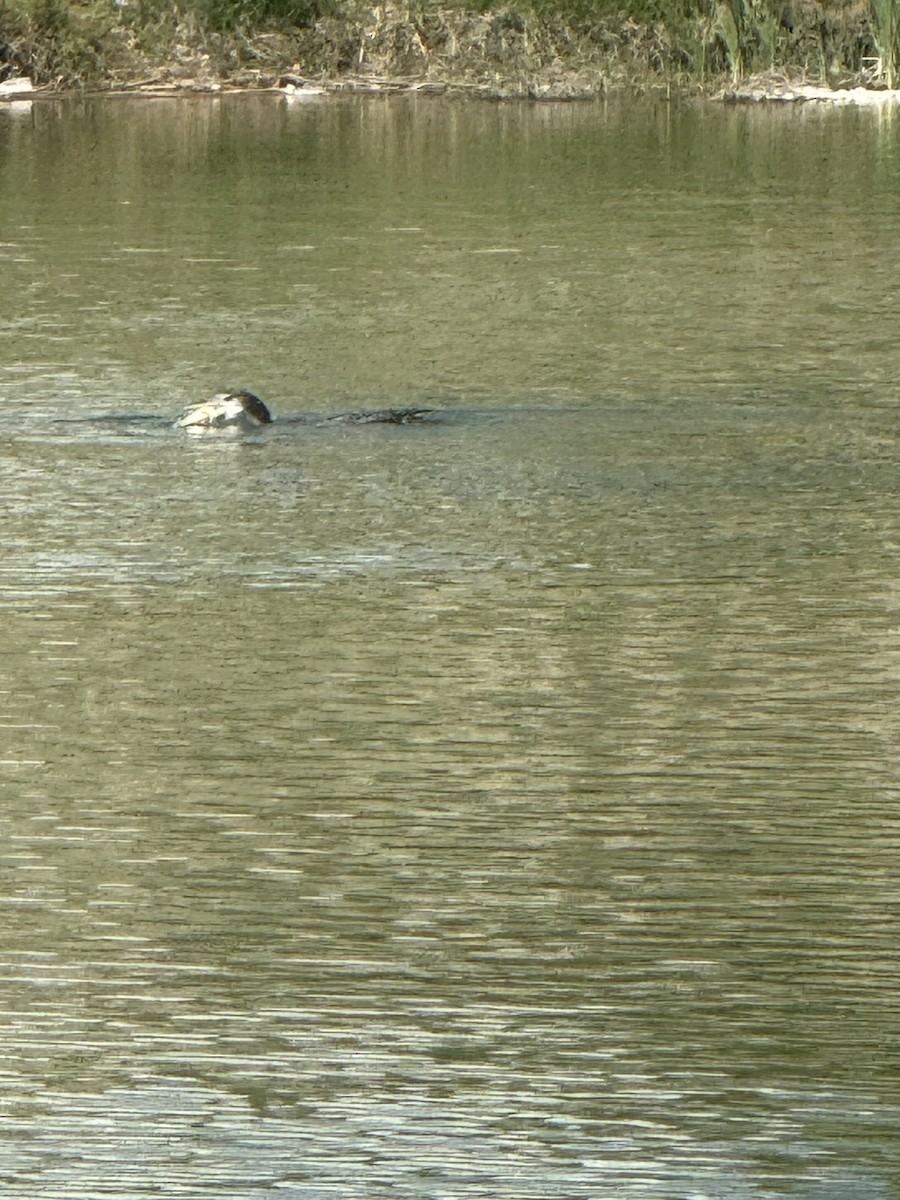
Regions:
[[1, 96, 900, 1197]]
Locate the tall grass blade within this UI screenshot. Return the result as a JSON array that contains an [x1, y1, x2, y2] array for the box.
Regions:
[[716, 0, 742, 80], [871, 0, 900, 87]]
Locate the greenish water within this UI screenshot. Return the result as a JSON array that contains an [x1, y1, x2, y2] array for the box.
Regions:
[[2, 93, 900, 1198]]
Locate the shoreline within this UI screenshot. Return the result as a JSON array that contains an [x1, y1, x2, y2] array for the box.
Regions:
[[0, 2, 895, 105], [4, 73, 900, 105]]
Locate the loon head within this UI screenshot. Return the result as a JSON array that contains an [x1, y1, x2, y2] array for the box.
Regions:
[[177, 390, 273, 429], [230, 389, 273, 424]]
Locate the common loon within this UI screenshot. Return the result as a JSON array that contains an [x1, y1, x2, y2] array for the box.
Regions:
[[177, 390, 273, 429], [177, 392, 433, 429]]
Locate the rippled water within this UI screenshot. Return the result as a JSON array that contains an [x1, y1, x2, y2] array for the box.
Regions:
[[2, 94, 900, 1197]]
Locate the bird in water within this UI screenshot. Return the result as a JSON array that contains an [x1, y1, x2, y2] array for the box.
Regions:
[[177, 390, 273, 430], [176, 391, 433, 430]]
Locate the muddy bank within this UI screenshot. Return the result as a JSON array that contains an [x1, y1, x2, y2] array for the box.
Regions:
[[0, 1, 891, 99], [722, 74, 900, 103]]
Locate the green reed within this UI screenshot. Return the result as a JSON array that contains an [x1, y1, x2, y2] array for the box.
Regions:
[[871, 0, 900, 86]]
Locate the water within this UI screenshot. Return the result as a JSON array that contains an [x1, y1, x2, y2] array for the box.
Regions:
[[1, 92, 900, 1197]]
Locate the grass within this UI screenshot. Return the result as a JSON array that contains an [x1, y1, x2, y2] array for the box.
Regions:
[[871, 0, 900, 84], [0, 0, 888, 91]]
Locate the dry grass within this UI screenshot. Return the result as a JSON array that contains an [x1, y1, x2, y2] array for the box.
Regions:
[[0, 0, 887, 94]]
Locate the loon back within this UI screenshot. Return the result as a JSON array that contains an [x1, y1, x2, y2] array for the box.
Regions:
[[177, 390, 273, 429], [324, 406, 435, 425]]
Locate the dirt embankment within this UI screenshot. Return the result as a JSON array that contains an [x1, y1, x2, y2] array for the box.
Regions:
[[0, 0, 888, 99]]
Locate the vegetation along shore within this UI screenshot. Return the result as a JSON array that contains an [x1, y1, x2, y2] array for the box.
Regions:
[[0, 0, 899, 99]]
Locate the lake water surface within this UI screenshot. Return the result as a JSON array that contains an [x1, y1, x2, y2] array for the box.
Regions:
[[2, 92, 900, 1198]]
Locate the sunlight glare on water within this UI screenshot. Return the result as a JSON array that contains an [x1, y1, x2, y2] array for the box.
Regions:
[[1, 93, 900, 1198]]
